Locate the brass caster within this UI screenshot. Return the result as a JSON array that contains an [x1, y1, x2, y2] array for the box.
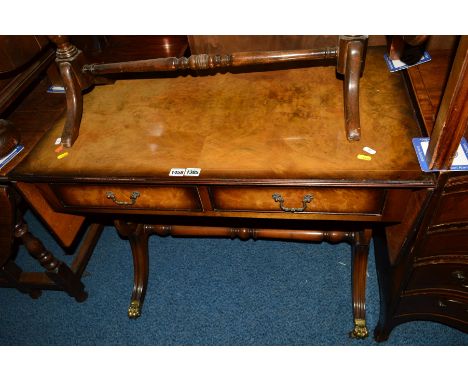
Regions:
[[128, 300, 141, 319], [349, 319, 369, 339]]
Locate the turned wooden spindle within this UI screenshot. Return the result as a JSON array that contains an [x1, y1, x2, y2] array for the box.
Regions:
[[146, 224, 355, 244], [81, 47, 339, 75], [13, 216, 87, 302]]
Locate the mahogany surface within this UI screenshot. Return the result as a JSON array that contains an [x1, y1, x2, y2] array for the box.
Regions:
[[13, 47, 430, 184]]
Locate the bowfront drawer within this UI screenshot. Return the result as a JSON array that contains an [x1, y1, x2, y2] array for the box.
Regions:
[[47, 184, 202, 211], [210, 186, 385, 215], [431, 176, 468, 227], [397, 293, 468, 324], [418, 228, 468, 259], [407, 263, 468, 294]]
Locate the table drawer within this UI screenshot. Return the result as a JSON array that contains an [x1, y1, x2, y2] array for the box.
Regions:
[[407, 263, 468, 294], [210, 186, 385, 215], [49, 184, 202, 211]]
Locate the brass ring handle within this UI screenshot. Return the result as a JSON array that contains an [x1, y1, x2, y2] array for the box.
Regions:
[[272, 193, 313, 213], [106, 191, 140, 206]]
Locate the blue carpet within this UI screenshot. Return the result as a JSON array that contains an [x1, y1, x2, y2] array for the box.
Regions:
[[0, 211, 467, 346]]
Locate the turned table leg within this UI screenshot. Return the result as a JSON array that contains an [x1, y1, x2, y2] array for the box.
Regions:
[[349, 228, 372, 339], [14, 216, 88, 302], [114, 221, 150, 319]]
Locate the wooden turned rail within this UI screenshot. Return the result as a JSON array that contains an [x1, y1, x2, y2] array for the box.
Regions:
[[81, 47, 339, 74]]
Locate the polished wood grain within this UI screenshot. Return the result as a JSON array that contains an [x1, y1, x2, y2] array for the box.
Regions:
[[187, 35, 387, 55], [12, 47, 430, 184], [71, 36, 189, 63], [0, 78, 65, 177], [426, 37, 468, 170], [211, 186, 384, 214], [405, 50, 454, 135], [50, 183, 202, 211]]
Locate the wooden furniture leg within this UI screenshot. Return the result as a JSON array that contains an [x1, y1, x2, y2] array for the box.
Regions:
[[0, 261, 41, 298], [114, 221, 150, 319], [349, 228, 372, 339], [337, 36, 367, 141], [115, 221, 369, 338], [48, 36, 94, 148], [13, 215, 88, 302]]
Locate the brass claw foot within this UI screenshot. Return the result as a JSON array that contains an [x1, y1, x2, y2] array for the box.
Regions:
[[349, 319, 369, 339], [128, 300, 141, 319]]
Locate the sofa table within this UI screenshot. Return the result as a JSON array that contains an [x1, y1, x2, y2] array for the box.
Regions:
[[10, 47, 434, 338]]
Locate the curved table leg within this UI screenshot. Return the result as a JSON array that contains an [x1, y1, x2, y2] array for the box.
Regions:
[[114, 221, 150, 319], [349, 229, 372, 339]]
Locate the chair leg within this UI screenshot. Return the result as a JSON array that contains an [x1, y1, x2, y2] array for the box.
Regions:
[[48, 36, 94, 148], [337, 35, 367, 141], [14, 216, 88, 302]]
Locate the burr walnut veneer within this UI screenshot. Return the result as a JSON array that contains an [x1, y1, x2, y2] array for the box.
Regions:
[[11, 47, 434, 338]]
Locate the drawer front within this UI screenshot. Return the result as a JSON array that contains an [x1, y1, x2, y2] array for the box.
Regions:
[[50, 184, 202, 211], [431, 176, 468, 227], [210, 186, 385, 215], [407, 263, 468, 294], [418, 228, 468, 259], [432, 192, 468, 226], [397, 293, 468, 324]]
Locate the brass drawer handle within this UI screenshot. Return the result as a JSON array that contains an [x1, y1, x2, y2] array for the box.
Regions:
[[437, 298, 468, 310], [272, 193, 313, 213], [451, 270, 466, 281], [106, 191, 140, 206]]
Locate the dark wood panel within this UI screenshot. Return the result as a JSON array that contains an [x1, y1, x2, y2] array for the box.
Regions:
[[432, 191, 468, 226], [188, 35, 386, 55], [0, 36, 49, 73], [397, 292, 468, 326], [407, 263, 468, 294], [422, 228, 468, 258], [71, 36, 189, 63], [0, 186, 15, 267]]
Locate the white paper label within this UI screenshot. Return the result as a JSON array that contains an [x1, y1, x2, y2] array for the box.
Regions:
[[184, 168, 201, 176], [169, 168, 202, 177], [169, 168, 186, 176]]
